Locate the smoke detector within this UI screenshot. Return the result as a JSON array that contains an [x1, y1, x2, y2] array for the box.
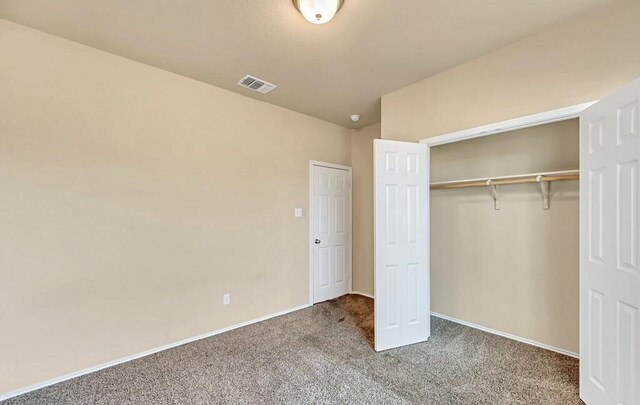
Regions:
[[237, 74, 277, 94], [350, 114, 360, 122]]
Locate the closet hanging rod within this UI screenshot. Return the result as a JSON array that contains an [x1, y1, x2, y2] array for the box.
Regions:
[[430, 169, 579, 190]]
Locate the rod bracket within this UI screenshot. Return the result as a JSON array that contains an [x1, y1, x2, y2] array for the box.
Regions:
[[486, 180, 500, 210], [537, 175, 550, 210]]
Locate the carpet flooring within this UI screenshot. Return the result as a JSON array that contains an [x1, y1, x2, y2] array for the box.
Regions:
[[3, 295, 581, 404]]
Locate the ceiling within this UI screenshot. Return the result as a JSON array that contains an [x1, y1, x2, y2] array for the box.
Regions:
[[0, 0, 615, 128]]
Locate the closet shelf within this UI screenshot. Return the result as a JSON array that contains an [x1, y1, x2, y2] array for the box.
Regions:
[[430, 169, 579, 190], [430, 169, 579, 210]]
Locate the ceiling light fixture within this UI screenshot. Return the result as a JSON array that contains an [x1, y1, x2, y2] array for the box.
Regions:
[[350, 114, 360, 122], [293, 0, 344, 25]]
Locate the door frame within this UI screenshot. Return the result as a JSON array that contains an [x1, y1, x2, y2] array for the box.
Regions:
[[309, 160, 353, 305], [417, 100, 596, 357], [419, 101, 597, 148]]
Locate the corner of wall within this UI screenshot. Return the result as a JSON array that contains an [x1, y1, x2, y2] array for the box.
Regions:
[[349, 122, 381, 297]]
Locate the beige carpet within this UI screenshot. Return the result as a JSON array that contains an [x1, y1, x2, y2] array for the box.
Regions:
[[3, 295, 581, 404]]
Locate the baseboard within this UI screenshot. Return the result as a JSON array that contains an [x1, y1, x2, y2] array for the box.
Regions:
[[351, 291, 374, 299], [0, 303, 311, 402], [347, 296, 577, 359], [431, 312, 579, 359], [1, 303, 577, 401]]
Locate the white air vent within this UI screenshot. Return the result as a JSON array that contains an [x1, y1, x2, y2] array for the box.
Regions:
[[237, 74, 277, 94]]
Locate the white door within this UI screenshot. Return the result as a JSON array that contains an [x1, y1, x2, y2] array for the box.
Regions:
[[580, 78, 640, 405], [374, 139, 430, 351], [311, 163, 352, 304]]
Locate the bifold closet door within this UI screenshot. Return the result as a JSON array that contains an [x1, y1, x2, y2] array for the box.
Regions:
[[580, 77, 640, 405], [373, 139, 430, 352]]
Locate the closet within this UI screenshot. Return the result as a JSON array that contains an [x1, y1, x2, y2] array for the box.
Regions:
[[428, 118, 580, 356], [374, 79, 639, 403]]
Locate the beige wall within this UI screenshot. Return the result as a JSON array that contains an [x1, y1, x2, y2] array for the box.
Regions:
[[431, 120, 579, 353], [350, 123, 380, 297], [0, 20, 350, 394], [382, 0, 640, 142]]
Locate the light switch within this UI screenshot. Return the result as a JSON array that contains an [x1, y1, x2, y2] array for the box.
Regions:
[[294, 208, 303, 218]]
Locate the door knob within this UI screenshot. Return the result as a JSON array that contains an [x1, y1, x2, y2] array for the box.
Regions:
[[315, 239, 321, 244]]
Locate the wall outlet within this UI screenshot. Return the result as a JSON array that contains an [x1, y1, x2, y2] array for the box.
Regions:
[[223, 293, 231, 305], [294, 208, 303, 218]]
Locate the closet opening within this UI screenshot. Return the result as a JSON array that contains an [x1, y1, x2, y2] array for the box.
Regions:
[[425, 115, 581, 358]]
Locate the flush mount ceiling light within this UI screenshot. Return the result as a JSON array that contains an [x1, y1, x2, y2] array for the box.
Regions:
[[293, 0, 344, 25]]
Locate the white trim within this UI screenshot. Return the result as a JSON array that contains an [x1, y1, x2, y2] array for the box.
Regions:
[[432, 312, 579, 359], [420, 101, 596, 147], [0, 304, 310, 402], [309, 161, 353, 305], [351, 291, 374, 299], [309, 162, 314, 306]]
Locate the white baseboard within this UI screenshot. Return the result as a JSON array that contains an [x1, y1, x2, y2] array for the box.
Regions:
[[345, 295, 577, 359], [431, 312, 579, 359], [0, 303, 311, 402], [1, 302, 577, 401], [351, 291, 374, 299]]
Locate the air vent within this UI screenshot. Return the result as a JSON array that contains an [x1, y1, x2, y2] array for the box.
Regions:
[[237, 74, 277, 94]]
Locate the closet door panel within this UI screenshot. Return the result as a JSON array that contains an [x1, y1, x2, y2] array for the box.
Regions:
[[580, 77, 640, 405], [374, 139, 430, 352]]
